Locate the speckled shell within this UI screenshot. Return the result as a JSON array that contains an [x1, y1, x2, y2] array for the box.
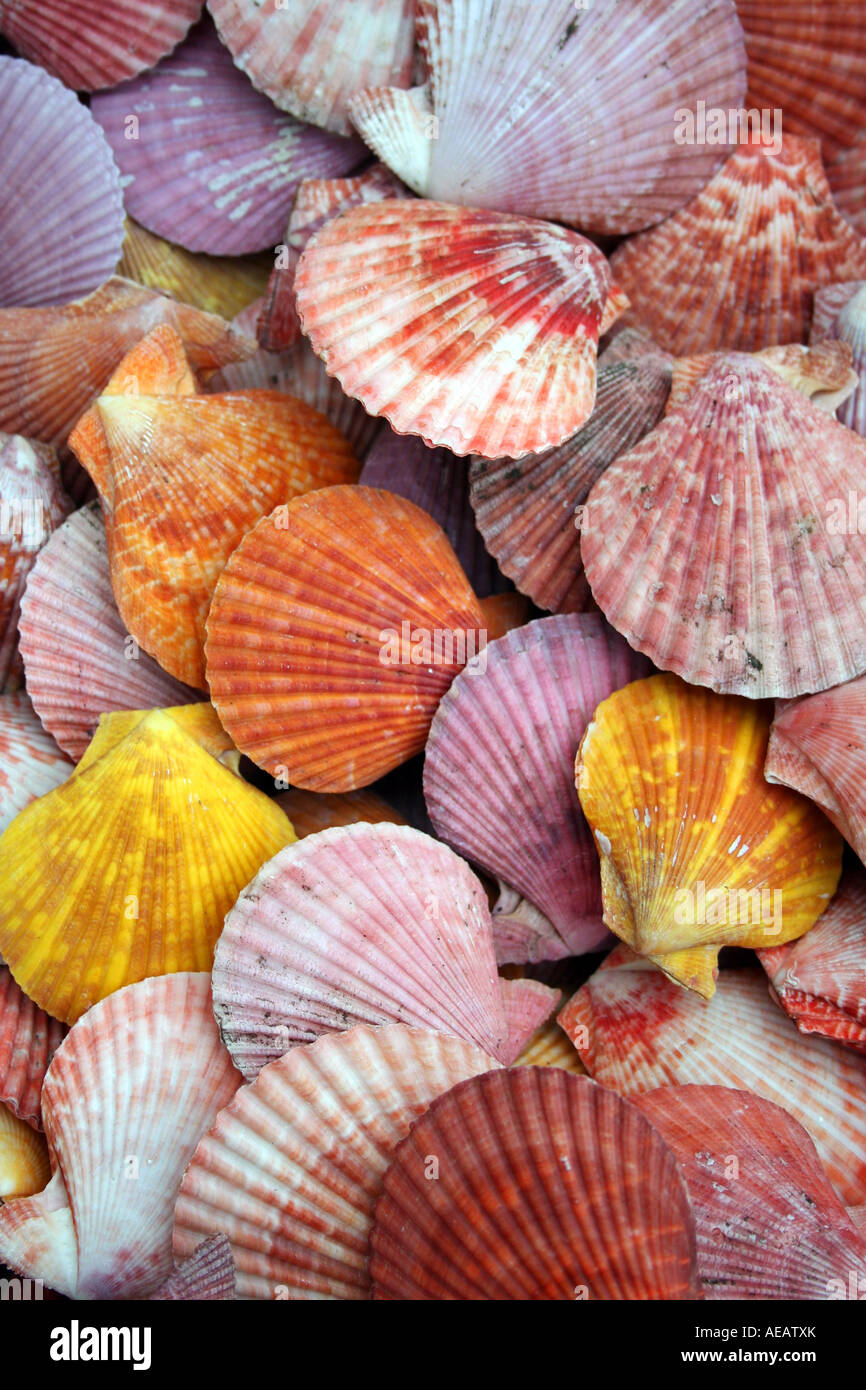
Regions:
[[636, 1085, 866, 1300], [577, 675, 843, 996], [0, 278, 255, 452], [765, 673, 866, 866], [295, 200, 622, 459], [172, 1023, 499, 1299], [0, 0, 204, 90], [91, 20, 364, 256], [0, 56, 124, 308], [69, 325, 359, 689], [610, 136, 866, 354], [369, 1068, 701, 1300], [582, 355, 866, 699], [0, 705, 295, 1024], [0, 964, 65, 1130], [0, 973, 241, 1298], [759, 866, 866, 1052], [18, 503, 198, 762], [0, 691, 71, 830], [205, 486, 488, 791], [208, 0, 417, 137], [667, 341, 859, 417], [211, 823, 512, 1077], [424, 615, 650, 963], [350, 0, 746, 235], [560, 950, 866, 1206], [469, 331, 672, 612]]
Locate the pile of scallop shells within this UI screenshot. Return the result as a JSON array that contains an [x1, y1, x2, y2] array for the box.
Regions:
[[1, 0, 866, 1302]]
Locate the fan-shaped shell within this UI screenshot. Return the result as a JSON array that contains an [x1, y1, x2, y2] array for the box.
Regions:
[[758, 866, 866, 1051], [205, 485, 487, 791], [207, 0, 417, 137], [172, 1023, 499, 1299], [0, 691, 71, 830], [827, 136, 866, 236], [350, 0, 746, 235], [69, 325, 360, 689], [560, 950, 866, 1206], [0, 1101, 49, 1200], [294, 200, 622, 459], [577, 674, 843, 995], [0, 56, 124, 308], [610, 136, 866, 354], [369, 1068, 700, 1300], [810, 281, 866, 436], [582, 355, 866, 699], [469, 331, 672, 612], [18, 503, 197, 762], [273, 787, 406, 839], [424, 615, 650, 963], [0, 0, 204, 90], [0, 973, 241, 1298], [513, 1017, 585, 1073], [0, 965, 65, 1130], [0, 278, 255, 452], [117, 219, 270, 322], [0, 705, 295, 1023], [667, 341, 859, 417], [636, 1085, 866, 1300], [149, 1234, 235, 1301], [212, 823, 511, 1077]]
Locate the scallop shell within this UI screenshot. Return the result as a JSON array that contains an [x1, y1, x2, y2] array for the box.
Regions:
[[582, 354, 866, 699], [68, 325, 360, 689], [765, 674, 866, 866], [294, 200, 622, 459], [577, 674, 843, 996], [362, 427, 509, 599], [0, 0, 204, 90], [0, 56, 124, 308], [149, 1234, 236, 1301], [0, 965, 65, 1130], [0, 1101, 50, 1200], [208, 0, 417, 137], [258, 165, 409, 352], [0, 974, 241, 1299], [18, 503, 198, 763], [91, 20, 363, 257], [0, 691, 71, 830], [758, 866, 866, 1051], [117, 219, 271, 322], [172, 1023, 499, 1299], [273, 787, 406, 839], [350, 0, 746, 236], [424, 615, 650, 963], [205, 486, 488, 792], [0, 277, 255, 452], [0, 433, 71, 690], [211, 303, 381, 459], [810, 281, 866, 436], [0, 704, 295, 1024], [369, 1068, 700, 1300], [636, 1085, 866, 1300], [737, 0, 866, 161], [610, 136, 866, 354], [498, 978, 561, 1061], [212, 823, 512, 1077], [560, 949, 866, 1206], [513, 1017, 586, 1073], [468, 331, 672, 613], [667, 341, 859, 417], [827, 136, 866, 236]]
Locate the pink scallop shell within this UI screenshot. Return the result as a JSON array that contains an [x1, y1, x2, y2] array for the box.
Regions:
[[498, 977, 561, 1062], [0, 691, 70, 831], [148, 1234, 235, 1301], [560, 949, 866, 1207], [0, 965, 66, 1131], [827, 135, 866, 236], [212, 823, 511, 1077], [90, 20, 364, 256], [423, 614, 650, 963], [582, 354, 866, 699], [636, 1085, 866, 1300], [18, 502, 198, 762], [350, 0, 746, 235], [810, 280, 866, 437], [758, 867, 866, 1052], [0, 0, 204, 91], [0, 57, 124, 309]]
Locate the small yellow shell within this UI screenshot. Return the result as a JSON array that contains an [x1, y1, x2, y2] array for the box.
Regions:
[[0, 704, 295, 1023], [0, 1101, 50, 1199], [576, 674, 844, 997]]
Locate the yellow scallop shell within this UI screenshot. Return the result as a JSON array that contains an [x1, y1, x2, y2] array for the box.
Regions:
[[576, 674, 843, 998], [0, 704, 295, 1023], [0, 1101, 50, 1199]]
